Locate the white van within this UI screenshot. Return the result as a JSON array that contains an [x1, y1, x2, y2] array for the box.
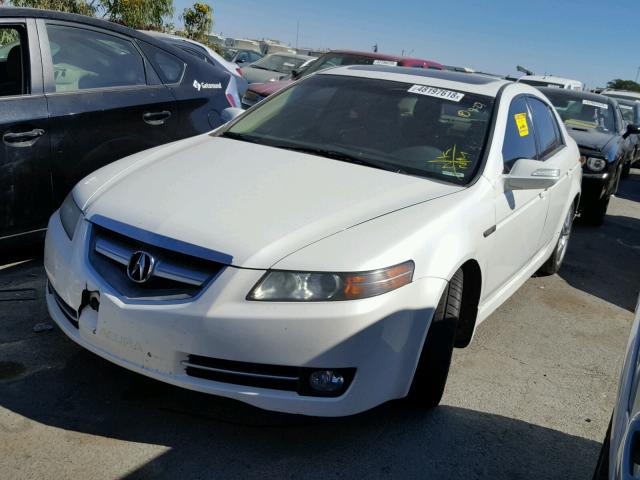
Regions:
[[518, 75, 584, 91]]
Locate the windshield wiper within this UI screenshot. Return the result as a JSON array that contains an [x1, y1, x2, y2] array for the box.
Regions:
[[220, 131, 262, 143], [271, 144, 405, 173], [249, 65, 272, 71]]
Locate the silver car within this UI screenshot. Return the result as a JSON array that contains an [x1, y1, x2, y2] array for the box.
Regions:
[[241, 52, 314, 84], [593, 294, 640, 479]]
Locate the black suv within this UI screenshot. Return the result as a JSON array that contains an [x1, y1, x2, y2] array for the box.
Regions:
[[0, 8, 234, 246], [540, 88, 638, 225]]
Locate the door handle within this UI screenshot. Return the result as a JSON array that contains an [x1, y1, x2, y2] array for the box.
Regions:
[[143, 111, 171, 126], [3, 129, 45, 147]]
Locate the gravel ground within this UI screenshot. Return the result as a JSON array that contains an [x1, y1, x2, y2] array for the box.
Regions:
[[0, 170, 638, 480]]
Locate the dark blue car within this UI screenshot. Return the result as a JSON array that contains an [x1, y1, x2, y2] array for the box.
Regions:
[[0, 8, 234, 246]]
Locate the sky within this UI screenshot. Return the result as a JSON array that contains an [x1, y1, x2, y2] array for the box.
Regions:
[[173, 0, 637, 89]]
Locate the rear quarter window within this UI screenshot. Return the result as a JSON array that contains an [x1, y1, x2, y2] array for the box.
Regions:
[[138, 41, 185, 84]]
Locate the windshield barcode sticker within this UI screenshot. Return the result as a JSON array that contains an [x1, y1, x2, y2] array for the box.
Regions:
[[373, 60, 398, 66], [408, 85, 465, 102], [583, 99, 608, 110]]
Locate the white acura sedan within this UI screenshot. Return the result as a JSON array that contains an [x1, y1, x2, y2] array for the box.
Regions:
[[44, 66, 582, 416]]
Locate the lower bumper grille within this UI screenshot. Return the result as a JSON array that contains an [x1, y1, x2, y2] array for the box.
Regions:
[[47, 281, 79, 329], [184, 354, 355, 397]]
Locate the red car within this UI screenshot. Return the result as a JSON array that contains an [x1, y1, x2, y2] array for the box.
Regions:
[[241, 49, 443, 108]]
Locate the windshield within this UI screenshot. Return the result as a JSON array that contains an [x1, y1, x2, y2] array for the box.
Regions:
[[543, 91, 616, 132], [222, 75, 495, 185], [222, 49, 238, 61], [302, 53, 394, 78], [251, 54, 308, 74]]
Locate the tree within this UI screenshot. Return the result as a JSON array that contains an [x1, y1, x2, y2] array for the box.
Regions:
[[99, 0, 173, 31], [182, 2, 212, 43], [606, 79, 640, 93], [10, 0, 96, 16]]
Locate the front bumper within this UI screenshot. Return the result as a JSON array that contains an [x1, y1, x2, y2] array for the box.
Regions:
[[44, 212, 446, 416]]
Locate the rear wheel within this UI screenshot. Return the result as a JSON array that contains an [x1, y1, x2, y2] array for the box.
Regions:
[[622, 161, 631, 179], [538, 205, 574, 276], [406, 269, 463, 408]]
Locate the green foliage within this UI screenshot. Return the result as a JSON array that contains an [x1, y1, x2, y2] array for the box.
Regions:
[[10, 0, 96, 16], [182, 2, 212, 43], [99, 0, 174, 31], [0, 28, 18, 46], [606, 79, 640, 93]]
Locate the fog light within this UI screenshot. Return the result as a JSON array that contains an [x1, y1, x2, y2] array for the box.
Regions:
[[309, 370, 345, 392]]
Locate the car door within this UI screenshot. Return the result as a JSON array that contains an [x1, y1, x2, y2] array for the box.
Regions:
[[484, 95, 550, 298], [37, 20, 178, 207], [526, 96, 572, 248], [0, 18, 52, 240]]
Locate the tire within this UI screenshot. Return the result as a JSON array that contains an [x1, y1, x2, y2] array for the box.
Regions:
[[406, 269, 463, 408], [592, 415, 612, 480], [622, 161, 631, 179], [583, 196, 609, 227], [538, 205, 574, 276]]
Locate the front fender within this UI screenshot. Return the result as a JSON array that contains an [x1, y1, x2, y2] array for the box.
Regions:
[[272, 179, 494, 297]]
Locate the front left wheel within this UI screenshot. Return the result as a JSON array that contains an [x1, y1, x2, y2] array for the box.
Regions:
[[406, 269, 463, 408], [538, 205, 574, 276]]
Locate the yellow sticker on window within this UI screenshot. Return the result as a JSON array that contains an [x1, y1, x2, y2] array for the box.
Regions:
[[514, 113, 529, 137]]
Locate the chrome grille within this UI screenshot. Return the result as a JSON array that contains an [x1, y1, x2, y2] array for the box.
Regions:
[[88, 223, 225, 300]]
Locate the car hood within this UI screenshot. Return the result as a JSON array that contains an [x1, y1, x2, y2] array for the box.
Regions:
[[242, 67, 287, 84], [249, 79, 292, 96], [565, 126, 615, 153], [79, 136, 463, 269]]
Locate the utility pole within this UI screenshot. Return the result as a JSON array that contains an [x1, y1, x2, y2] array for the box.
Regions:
[[635, 66, 640, 83], [296, 21, 299, 50]]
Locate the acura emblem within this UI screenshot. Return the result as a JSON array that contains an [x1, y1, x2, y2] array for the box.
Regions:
[[127, 251, 155, 284]]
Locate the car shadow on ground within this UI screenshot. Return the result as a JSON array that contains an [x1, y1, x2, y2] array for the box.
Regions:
[[559, 171, 640, 312], [1, 340, 600, 480]]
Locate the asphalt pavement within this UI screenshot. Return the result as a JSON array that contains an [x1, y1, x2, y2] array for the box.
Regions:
[[1, 170, 639, 479]]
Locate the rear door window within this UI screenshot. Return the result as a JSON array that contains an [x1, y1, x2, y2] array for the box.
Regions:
[[502, 96, 537, 170], [527, 97, 563, 159], [45, 24, 146, 92], [0, 25, 29, 96]]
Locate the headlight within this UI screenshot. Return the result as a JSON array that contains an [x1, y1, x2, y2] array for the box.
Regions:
[[59, 192, 83, 240], [586, 157, 607, 172], [247, 261, 414, 301]]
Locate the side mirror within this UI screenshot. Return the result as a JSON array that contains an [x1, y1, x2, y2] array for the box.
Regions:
[[291, 69, 300, 79], [624, 123, 640, 139], [505, 158, 561, 190], [221, 107, 244, 123]]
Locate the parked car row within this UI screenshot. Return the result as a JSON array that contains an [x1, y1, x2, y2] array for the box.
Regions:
[[0, 8, 637, 462]]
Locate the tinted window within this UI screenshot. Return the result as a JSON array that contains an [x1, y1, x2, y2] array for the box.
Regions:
[[138, 42, 184, 84], [225, 75, 495, 185], [249, 52, 262, 62], [502, 97, 537, 170], [528, 97, 562, 158], [0, 26, 28, 96], [46, 24, 145, 92]]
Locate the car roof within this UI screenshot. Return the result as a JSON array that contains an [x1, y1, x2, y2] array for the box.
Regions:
[[518, 75, 583, 85], [601, 89, 640, 100], [326, 49, 439, 65], [538, 87, 617, 105], [263, 52, 315, 60], [319, 65, 510, 96], [0, 7, 193, 61]]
